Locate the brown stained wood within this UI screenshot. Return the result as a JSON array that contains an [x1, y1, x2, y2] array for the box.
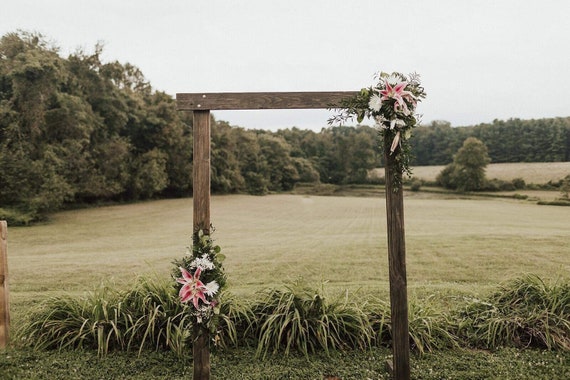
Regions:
[[193, 325, 210, 380], [0, 221, 9, 349], [176, 91, 359, 111], [384, 143, 410, 380], [192, 110, 211, 379], [193, 110, 211, 233]]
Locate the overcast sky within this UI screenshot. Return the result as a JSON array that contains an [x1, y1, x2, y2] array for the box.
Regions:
[[2, 0, 569, 131]]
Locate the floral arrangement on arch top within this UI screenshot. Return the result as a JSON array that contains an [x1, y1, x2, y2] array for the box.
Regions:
[[329, 71, 426, 189]]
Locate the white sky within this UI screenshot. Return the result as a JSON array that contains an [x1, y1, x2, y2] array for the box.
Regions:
[[2, 0, 569, 131]]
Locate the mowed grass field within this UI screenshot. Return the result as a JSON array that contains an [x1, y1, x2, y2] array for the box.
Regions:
[[7, 193, 570, 327], [411, 161, 570, 183]]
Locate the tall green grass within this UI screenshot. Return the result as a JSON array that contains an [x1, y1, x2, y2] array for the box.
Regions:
[[17, 275, 570, 359], [17, 276, 190, 357], [365, 296, 458, 354], [406, 297, 459, 353], [456, 274, 570, 350], [250, 280, 373, 358]]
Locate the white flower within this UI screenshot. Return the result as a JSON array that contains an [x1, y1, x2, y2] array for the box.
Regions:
[[368, 94, 382, 112], [390, 119, 406, 130], [204, 281, 219, 297], [190, 254, 215, 271]]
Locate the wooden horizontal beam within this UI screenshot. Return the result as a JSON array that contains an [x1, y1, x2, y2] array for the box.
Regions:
[[176, 91, 359, 111]]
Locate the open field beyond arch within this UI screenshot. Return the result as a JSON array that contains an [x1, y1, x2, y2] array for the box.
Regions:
[[408, 162, 570, 184], [8, 194, 570, 319]]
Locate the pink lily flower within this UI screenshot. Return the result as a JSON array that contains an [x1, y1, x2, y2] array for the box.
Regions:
[[380, 80, 416, 114], [177, 266, 210, 309]]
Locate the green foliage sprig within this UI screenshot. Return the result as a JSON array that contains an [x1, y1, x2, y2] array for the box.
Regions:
[[329, 71, 427, 190]]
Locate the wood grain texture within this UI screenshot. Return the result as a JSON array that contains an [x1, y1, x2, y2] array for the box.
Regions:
[[192, 111, 211, 379], [176, 91, 359, 110], [193, 326, 211, 380], [384, 143, 410, 380], [193, 110, 211, 232], [0, 221, 9, 349]]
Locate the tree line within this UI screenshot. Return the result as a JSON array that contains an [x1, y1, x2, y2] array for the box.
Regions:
[[1, 32, 569, 223], [411, 119, 570, 165]]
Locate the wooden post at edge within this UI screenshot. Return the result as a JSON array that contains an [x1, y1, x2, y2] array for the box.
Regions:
[[192, 110, 211, 380], [384, 145, 411, 380], [0, 221, 9, 349]]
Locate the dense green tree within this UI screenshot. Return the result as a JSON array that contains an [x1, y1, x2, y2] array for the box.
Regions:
[[411, 120, 463, 165], [0, 31, 192, 221], [210, 120, 245, 193], [231, 126, 268, 195], [346, 126, 379, 183], [257, 134, 299, 191], [311, 125, 380, 184], [128, 148, 169, 199], [437, 137, 491, 191], [0, 32, 75, 213], [292, 157, 320, 183]]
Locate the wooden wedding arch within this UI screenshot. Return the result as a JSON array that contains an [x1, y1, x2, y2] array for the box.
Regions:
[[177, 91, 411, 380]]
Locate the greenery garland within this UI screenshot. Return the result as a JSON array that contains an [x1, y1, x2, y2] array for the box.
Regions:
[[330, 71, 427, 189], [172, 227, 227, 333]]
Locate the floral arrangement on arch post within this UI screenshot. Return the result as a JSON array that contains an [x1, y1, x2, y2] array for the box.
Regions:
[[173, 227, 227, 332], [329, 71, 426, 190]]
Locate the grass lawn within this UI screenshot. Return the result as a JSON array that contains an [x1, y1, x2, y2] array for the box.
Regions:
[[8, 194, 569, 302], [3, 193, 570, 378], [1, 347, 569, 379]]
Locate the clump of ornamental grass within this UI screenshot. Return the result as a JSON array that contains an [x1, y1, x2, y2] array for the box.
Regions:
[[366, 296, 458, 354], [407, 297, 459, 353], [214, 292, 256, 349], [120, 276, 189, 356], [18, 285, 130, 356], [455, 274, 570, 350], [250, 280, 374, 358], [365, 297, 391, 346], [18, 276, 190, 357]]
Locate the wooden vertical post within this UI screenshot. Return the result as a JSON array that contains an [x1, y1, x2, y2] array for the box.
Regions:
[[384, 146, 410, 380], [0, 221, 9, 349], [193, 110, 211, 233], [192, 110, 211, 380]]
